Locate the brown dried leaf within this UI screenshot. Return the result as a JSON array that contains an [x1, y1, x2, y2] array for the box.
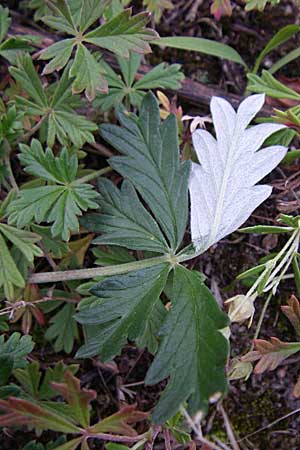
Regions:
[[281, 295, 300, 338]]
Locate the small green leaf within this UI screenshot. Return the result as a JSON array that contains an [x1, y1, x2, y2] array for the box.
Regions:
[[39, 5, 157, 100], [0, 355, 14, 385], [0, 224, 42, 298], [239, 225, 294, 234], [95, 52, 184, 110], [31, 225, 69, 259], [85, 10, 157, 57], [45, 303, 79, 353], [69, 44, 108, 101], [0, 333, 34, 372], [0, 5, 10, 42], [76, 264, 169, 359], [152, 36, 247, 67], [10, 55, 97, 146], [245, 0, 281, 12], [146, 266, 229, 424], [8, 140, 99, 241], [0, 232, 26, 297]]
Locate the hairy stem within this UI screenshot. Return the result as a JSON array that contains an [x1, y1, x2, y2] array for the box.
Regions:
[[29, 254, 174, 284], [74, 166, 112, 184]]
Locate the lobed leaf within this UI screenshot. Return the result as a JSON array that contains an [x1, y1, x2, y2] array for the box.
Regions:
[[82, 178, 170, 253], [146, 266, 229, 424], [8, 141, 99, 241], [189, 94, 287, 252], [101, 92, 191, 251], [76, 264, 169, 359]]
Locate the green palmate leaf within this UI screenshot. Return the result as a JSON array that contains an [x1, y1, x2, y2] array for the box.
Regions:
[[104, 0, 131, 20], [82, 178, 169, 253], [245, 0, 281, 11], [45, 303, 79, 353], [84, 10, 156, 56], [0, 6, 32, 63], [69, 44, 108, 101], [94, 52, 184, 110], [143, 0, 174, 23], [10, 54, 97, 147], [0, 5, 10, 42], [145, 266, 229, 424], [75, 264, 169, 359], [0, 333, 34, 384], [0, 232, 26, 296], [25, 0, 51, 22], [0, 223, 42, 299], [0, 106, 24, 148], [39, 3, 157, 100], [100, 92, 191, 251], [8, 140, 99, 241], [14, 361, 78, 401], [152, 36, 247, 67]]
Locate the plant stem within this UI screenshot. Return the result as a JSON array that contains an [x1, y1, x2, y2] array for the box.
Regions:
[[250, 291, 273, 351], [3, 140, 19, 192], [83, 431, 149, 444], [29, 254, 173, 284], [74, 166, 112, 184], [22, 115, 46, 141]]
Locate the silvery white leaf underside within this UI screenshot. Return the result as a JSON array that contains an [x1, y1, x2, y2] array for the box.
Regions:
[[189, 94, 287, 252]]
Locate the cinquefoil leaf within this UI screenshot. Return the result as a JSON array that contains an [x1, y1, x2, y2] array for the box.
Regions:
[[75, 264, 169, 360], [189, 94, 287, 252], [8, 140, 99, 241], [101, 92, 191, 251], [81, 178, 169, 253], [10, 55, 97, 147], [145, 266, 229, 424]]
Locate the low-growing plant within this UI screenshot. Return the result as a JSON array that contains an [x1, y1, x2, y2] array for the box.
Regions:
[[0, 0, 298, 448]]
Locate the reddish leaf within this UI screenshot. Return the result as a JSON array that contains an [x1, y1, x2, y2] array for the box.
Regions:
[[210, 0, 232, 20], [0, 397, 80, 433], [242, 337, 300, 374], [281, 295, 300, 338], [51, 371, 96, 428], [89, 404, 148, 436]]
